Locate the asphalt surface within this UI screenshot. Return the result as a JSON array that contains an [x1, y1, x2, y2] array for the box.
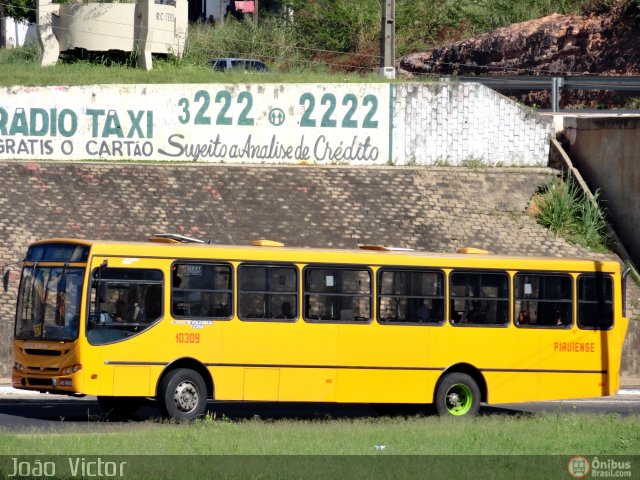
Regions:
[[0, 386, 637, 430]]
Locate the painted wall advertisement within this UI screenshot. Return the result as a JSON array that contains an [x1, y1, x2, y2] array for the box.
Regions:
[[0, 84, 392, 163]]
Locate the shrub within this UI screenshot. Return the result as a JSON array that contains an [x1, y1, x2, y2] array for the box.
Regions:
[[532, 176, 610, 251]]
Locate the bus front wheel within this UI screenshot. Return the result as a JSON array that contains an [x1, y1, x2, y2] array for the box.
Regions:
[[435, 373, 480, 417], [159, 368, 207, 422]]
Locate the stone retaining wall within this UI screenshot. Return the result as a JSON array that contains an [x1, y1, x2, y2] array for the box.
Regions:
[[0, 162, 636, 380]]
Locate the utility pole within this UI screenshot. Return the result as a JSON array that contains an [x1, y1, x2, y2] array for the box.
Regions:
[[380, 0, 395, 78], [0, 4, 6, 49]]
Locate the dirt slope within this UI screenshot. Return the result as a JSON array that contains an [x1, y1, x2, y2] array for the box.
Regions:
[[398, 4, 640, 107]]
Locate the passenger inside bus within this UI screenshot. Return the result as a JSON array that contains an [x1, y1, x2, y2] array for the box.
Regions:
[[113, 299, 128, 322], [450, 299, 461, 323], [461, 300, 483, 323], [143, 286, 162, 322], [554, 310, 566, 326], [280, 302, 293, 319], [417, 300, 431, 323], [517, 309, 530, 325]]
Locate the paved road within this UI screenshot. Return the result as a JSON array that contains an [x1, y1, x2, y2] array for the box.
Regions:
[[0, 388, 638, 430]]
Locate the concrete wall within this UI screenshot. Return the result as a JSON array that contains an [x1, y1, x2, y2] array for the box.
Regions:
[[0, 83, 553, 165], [2, 162, 636, 380], [392, 83, 551, 166], [560, 115, 640, 269]]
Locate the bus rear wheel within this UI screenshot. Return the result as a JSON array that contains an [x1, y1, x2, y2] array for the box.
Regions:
[[159, 368, 207, 422], [435, 373, 480, 417]]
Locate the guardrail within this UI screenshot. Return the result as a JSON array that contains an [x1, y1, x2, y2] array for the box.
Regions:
[[444, 75, 640, 112]]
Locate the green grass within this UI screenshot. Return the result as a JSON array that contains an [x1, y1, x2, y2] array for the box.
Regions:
[[0, 413, 638, 455], [0, 413, 636, 479], [0, 54, 385, 87], [532, 176, 610, 252]]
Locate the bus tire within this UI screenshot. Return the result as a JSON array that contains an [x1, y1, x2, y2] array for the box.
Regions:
[[435, 372, 480, 417], [97, 396, 141, 419], [159, 368, 207, 422]]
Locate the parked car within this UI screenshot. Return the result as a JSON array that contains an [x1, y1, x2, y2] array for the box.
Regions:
[[208, 58, 268, 72]]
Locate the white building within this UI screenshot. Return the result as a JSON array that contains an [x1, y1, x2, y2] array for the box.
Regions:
[[0, 16, 36, 48]]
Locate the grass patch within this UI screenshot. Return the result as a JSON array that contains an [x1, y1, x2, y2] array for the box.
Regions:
[[0, 413, 638, 455], [531, 176, 610, 252], [0, 58, 386, 87], [0, 59, 388, 87]]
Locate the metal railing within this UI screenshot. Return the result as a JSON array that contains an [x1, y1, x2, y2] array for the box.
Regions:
[[445, 75, 640, 112]]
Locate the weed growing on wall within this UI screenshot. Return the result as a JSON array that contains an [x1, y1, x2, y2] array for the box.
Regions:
[[532, 176, 610, 252]]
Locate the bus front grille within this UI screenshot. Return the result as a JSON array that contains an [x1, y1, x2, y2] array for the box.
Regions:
[[27, 378, 54, 387], [25, 349, 62, 356]]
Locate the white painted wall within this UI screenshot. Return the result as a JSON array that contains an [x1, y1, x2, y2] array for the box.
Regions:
[[392, 83, 552, 166]]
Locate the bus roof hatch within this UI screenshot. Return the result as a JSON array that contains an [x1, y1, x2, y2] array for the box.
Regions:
[[148, 233, 205, 244], [456, 247, 490, 254], [251, 239, 285, 247], [358, 245, 414, 252]]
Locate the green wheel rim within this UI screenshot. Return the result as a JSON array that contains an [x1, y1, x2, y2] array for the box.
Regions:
[[445, 383, 473, 416]]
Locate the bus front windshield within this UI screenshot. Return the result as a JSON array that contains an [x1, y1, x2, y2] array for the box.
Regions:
[[15, 266, 84, 341]]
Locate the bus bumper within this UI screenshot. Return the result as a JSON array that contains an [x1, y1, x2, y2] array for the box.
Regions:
[[12, 370, 83, 395]]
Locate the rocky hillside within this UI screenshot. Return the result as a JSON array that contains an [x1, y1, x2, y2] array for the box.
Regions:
[[399, 3, 640, 107]]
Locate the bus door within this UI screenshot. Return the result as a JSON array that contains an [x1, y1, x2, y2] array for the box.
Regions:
[[83, 256, 173, 397]]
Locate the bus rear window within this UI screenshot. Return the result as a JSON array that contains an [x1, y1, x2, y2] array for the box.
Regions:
[[578, 274, 613, 330]]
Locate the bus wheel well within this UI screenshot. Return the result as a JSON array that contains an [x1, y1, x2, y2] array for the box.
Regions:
[[435, 364, 487, 404], [157, 358, 214, 400]]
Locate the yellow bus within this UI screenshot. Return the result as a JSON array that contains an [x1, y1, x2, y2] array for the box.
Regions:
[[12, 235, 630, 420]]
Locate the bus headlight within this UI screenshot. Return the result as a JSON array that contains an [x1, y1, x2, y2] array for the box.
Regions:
[[64, 364, 82, 375], [14, 362, 25, 372]]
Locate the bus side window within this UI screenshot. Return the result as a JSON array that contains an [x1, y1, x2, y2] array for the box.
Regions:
[[578, 274, 613, 330], [238, 264, 298, 322], [171, 263, 233, 320], [304, 267, 371, 323], [450, 271, 509, 326], [514, 273, 573, 328], [377, 269, 445, 325]]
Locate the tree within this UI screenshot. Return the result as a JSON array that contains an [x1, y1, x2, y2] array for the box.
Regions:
[[4, 0, 36, 24]]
